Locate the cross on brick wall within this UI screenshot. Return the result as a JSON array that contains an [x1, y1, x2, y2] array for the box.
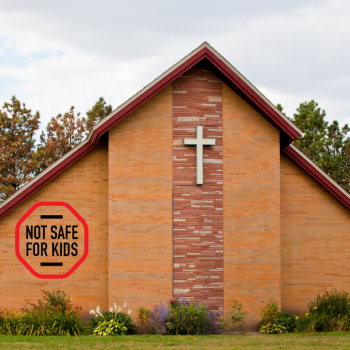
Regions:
[[184, 125, 216, 185]]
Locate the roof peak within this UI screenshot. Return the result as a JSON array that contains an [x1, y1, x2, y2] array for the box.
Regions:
[[0, 43, 301, 218]]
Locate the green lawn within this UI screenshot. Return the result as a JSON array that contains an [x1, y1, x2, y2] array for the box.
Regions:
[[1, 333, 350, 350]]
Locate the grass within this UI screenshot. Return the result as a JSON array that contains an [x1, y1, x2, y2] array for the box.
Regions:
[[1, 333, 350, 350]]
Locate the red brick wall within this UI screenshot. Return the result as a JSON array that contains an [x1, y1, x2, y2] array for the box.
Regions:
[[0, 136, 109, 312], [108, 85, 173, 311], [223, 83, 281, 327], [172, 63, 224, 314], [281, 153, 350, 314]]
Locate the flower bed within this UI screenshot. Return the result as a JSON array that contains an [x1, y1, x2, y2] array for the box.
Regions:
[[0, 290, 84, 335], [2, 288, 350, 336]]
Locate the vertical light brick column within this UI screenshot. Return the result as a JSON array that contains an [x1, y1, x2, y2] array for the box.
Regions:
[[223, 83, 281, 328], [172, 63, 224, 314], [108, 86, 173, 311]]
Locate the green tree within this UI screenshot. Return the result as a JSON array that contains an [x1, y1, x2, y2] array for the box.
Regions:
[[321, 121, 350, 192], [0, 96, 41, 201], [292, 100, 328, 163], [276, 103, 285, 115], [281, 100, 350, 193], [86, 97, 112, 131]]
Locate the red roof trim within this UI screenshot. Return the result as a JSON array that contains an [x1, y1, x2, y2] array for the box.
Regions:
[[0, 50, 206, 220], [91, 50, 207, 139], [283, 145, 350, 210], [0, 142, 92, 219], [0, 44, 301, 220]]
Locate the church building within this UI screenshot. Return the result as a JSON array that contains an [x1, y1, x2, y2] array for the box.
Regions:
[[1, 43, 350, 328]]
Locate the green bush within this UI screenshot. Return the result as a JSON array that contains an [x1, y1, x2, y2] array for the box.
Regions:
[[259, 300, 288, 334], [260, 300, 278, 325], [166, 298, 218, 335], [277, 311, 297, 333], [294, 289, 350, 333], [32, 289, 72, 313], [259, 323, 287, 334], [93, 319, 127, 336], [295, 311, 350, 333], [136, 306, 151, 334], [308, 289, 350, 318], [218, 299, 247, 334], [88, 305, 135, 335], [0, 304, 85, 336], [0, 289, 85, 336]]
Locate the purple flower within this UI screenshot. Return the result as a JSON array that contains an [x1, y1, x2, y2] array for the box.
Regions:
[[150, 302, 170, 335]]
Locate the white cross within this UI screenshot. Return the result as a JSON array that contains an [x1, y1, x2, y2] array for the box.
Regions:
[[184, 125, 216, 185]]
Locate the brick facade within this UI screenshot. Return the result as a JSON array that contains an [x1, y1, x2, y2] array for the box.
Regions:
[[222, 83, 281, 326], [0, 135, 109, 311], [0, 60, 350, 328], [172, 63, 224, 314], [108, 85, 173, 311], [281, 153, 350, 314]]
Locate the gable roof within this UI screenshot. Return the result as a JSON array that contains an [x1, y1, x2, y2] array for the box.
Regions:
[[1, 42, 347, 220]]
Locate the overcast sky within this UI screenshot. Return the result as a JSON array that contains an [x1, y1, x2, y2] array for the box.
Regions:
[[0, 0, 349, 135]]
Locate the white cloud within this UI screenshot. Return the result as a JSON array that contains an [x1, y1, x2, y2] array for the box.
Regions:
[[0, 0, 349, 133]]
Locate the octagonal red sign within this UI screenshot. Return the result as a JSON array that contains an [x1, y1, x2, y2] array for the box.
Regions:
[[15, 202, 89, 279]]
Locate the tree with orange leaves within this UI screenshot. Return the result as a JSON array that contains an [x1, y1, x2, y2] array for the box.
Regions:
[[38, 106, 88, 169], [0, 96, 41, 201]]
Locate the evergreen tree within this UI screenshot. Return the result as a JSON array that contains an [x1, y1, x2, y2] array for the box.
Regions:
[[86, 97, 112, 131], [292, 100, 328, 164], [281, 100, 350, 193]]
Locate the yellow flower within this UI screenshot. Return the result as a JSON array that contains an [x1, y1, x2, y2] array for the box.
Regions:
[[314, 307, 317, 310], [295, 317, 299, 320], [305, 313, 309, 316]]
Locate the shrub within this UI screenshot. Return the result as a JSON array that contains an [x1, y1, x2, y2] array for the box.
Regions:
[[93, 319, 127, 336], [334, 314, 350, 331], [260, 300, 278, 325], [259, 323, 287, 334], [0, 304, 85, 336], [166, 298, 218, 335], [294, 289, 350, 333], [32, 289, 71, 313], [149, 302, 169, 335], [136, 306, 151, 334], [294, 312, 320, 333], [307, 289, 350, 318], [0, 290, 85, 336], [0, 310, 20, 335], [259, 300, 287, 334], [294, 311, 350, 333], [88, 303, 135, 335], [277, 311, 297, 333], [218, 299, 247, 334]]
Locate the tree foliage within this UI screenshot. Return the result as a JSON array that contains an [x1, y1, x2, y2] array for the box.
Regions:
[[287, 100, 350, 192], [0, 96, 41, 201], [2, 94, 349, 202], [39, 106, 87, 169], [0, 97, 112, 201], [86, 97, 112, 131]]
